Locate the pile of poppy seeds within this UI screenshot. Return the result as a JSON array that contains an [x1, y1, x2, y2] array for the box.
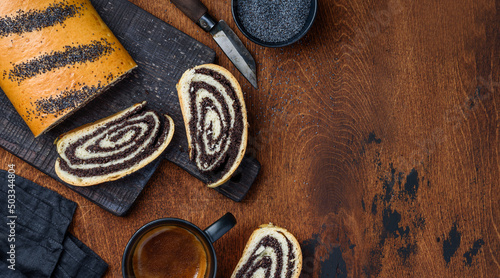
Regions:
[[236, 0, 311, 43]]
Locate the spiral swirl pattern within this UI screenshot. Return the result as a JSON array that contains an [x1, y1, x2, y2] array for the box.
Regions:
[[178, 65, 247, 187], [232, 227, 302, 278], [55, 102, 174, 186]]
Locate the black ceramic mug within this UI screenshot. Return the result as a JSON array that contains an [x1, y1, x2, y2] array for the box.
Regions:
[[122, 212, 236, 278]]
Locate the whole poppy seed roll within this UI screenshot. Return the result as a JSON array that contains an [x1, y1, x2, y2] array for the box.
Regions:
[[0, 0, 137, 137]]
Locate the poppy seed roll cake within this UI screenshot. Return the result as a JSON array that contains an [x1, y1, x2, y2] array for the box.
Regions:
[[231, 224, 302, 278], [0, 0, 137, 137], [54, 101, 174, 186], [177, 64, 248, 188]]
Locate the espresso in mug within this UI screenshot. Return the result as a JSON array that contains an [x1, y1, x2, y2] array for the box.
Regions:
[[131, 225, 209, 278]]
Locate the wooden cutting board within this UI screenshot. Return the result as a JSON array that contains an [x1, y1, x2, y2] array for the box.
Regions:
[[0, 0, 260, 216]]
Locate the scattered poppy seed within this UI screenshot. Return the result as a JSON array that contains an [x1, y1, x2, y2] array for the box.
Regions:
[[29, 82, 106, 119], [7, 38, 115, 84], [0, 1, 82, 37]]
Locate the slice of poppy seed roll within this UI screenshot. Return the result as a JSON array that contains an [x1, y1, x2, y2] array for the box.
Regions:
[[231, 224, 302, 278], [176, 64, 248, 188], [54, 101, 174, 186]]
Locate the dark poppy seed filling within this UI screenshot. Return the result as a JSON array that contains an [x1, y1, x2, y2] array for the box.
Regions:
[[280, 232, 295, 278], [188, 67, 244, 183], [232, 226, 302, 278], [57, 104, 169, 178], [235, 234, 297, 278], [7, 38, 115, 84], [0, 1, 83, 38]]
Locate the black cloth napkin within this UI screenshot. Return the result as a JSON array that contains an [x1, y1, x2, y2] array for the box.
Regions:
[[0, 170, 108, 277]]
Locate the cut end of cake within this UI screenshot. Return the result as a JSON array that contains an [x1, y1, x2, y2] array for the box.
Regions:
[[34, 65, 138, 138]]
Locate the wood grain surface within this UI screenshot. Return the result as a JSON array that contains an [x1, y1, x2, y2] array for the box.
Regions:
[[0, 0, 499, 277]]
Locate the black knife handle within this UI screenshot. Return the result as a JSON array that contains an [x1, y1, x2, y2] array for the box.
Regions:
[[171, 0, 208, 23]]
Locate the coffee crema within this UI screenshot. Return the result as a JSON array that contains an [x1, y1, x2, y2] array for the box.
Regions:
[[132, 225, 209, 278]]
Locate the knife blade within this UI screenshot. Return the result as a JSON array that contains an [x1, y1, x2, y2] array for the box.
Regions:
[[171, 0, 258, 88]]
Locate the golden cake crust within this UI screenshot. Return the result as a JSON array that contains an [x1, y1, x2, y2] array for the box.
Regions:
[[0, 0, 137, 137]]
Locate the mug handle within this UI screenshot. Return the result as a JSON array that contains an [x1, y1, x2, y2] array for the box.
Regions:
[[204, 212, 237, 243]]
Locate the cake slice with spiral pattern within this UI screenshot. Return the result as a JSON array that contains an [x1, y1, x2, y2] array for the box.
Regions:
[[177, 64, 248, 187], [54, 101, 174, 186], [232, 224, 302, 278]]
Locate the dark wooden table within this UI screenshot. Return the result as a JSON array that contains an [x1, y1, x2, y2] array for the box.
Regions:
[[1, 0, 499, 277]]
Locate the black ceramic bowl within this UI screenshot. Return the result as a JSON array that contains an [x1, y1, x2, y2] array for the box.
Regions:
[[232, 0, 318, 47]]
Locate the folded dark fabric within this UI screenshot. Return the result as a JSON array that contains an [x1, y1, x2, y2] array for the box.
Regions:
[[0, 170, 107, 277], [52, 234, 108, 278]]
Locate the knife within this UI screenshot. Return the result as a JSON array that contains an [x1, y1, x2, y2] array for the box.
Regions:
[[171, 0, 258, 88]]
